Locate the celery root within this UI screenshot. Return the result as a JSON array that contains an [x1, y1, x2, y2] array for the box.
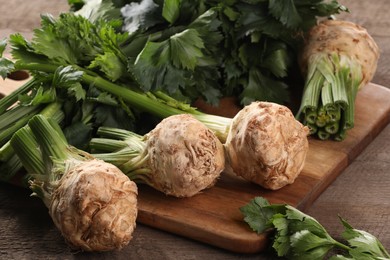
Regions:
[[225, 102, 310, 190], [91, 114, 225, 197], [10, 115, 138, 251]]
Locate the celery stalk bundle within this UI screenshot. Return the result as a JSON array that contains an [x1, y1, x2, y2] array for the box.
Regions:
[[296, 20, 380, 140], [0, 101, 64, 184]]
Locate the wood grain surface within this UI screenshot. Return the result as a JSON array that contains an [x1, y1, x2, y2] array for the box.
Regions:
[[0, 0, 390, 259]]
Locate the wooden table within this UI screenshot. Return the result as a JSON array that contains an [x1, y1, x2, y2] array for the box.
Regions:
[[0, 1, 389, 259]]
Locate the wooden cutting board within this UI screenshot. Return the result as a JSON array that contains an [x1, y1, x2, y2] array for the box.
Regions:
[[137, 83, 390, 253], [2, 77, 390, 254]]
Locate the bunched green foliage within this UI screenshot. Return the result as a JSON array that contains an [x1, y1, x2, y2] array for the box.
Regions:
[[71, 0, 347, 105]]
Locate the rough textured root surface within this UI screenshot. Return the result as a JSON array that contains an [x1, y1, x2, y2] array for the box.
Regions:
[[300, 19, 380, 88], [145, 114, 225, 197], [225, 102, 310, 190], [49, 159, 138, 252]]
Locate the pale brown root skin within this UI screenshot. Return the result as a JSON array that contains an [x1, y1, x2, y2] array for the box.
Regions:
[[145, 114, 225, 197], [300, 19, 380, 88], [225, 102, 309, 190], [50, 159, 138, 252]]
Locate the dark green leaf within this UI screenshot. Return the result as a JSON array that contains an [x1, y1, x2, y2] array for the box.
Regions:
[[52, 66, 83, 87], [0, 38, 7, 56], [21, 85, 57, 106], [289, 230, 335, 260], [89, 52, 125, 81], [94, 105, 134, 130], [268, 0, 302, 28], [0, 58, 15, 79], [240, 197, 277, 234], [51, 66, 85, 101], [163, 0, 181, 24], [9, 33, 50, 65], [74, 0, 122, 24], [63, 121, 92, 150], [240, 69, 289, 105], [93, 92, 119, 106], [272, 215, 291, 256], [121, 0, 162, 33], [170, 29, 204, 70], [340, 217, 390, 259], [285, 205, 331, 238], [32, 14, 78, 64]]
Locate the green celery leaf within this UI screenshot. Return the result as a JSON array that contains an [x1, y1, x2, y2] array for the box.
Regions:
[[234, 3, 270, 40], [289, 230, 335, 260], [285, 205, 331, 238], [132, 29, 205, 93], [272, 215, 291, 257], [52, 66, 85, 101], [131, 40, 186, 93], [75, 0, 122, 24], [268, 0, 302, 29], [239, 69, 289, 105], [93, 92, 119, 106], [261, 41, 291, 78], [163, 0, 181, 24], [9, 33, 50, 65], [31, 12, 128, 73], [89, 52, 125, 81], [21, 85, 57, 106], [340, 217, 390, 259], [239, 197, 278, 234], [169, 29, 204, 70], [32, 14, 78, 65], [0, 38, 7, 56], [0, 58, 15, 79], [97, 19, 128, 58], [121, 0, 162, 34], [222, 6, 239, 22], [188, 9, 223, 61], [67, 83, 86, 102], [63, 121, 92, 150], [94, 104, 134, 130], [52, 66, 83, 87]]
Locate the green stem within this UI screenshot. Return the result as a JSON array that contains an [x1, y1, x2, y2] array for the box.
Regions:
[[0, 78, 37, 114], [0, 105, 42, 146], [93, 148, 139, 165], [96, 126, 143, 140], [0, 101, 64, 161], [325, 121, 339, 134], [91, 127, 152, 182], [0, 142, 12, 162], [0, 153, 24, 184], [10, 126, 45, 175], [317, 129, 330, 140], [16, 63, 233, 141], [297, 70, 324, 123], [28, 115, 69, 162], [0, 102, 64, 184], [90, 138, 129, 152], [321, 81, 333, 109], [83, 73, 231, 142]]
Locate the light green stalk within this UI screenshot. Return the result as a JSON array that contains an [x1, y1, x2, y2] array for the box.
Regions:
[[296, 53, 363, 141]]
